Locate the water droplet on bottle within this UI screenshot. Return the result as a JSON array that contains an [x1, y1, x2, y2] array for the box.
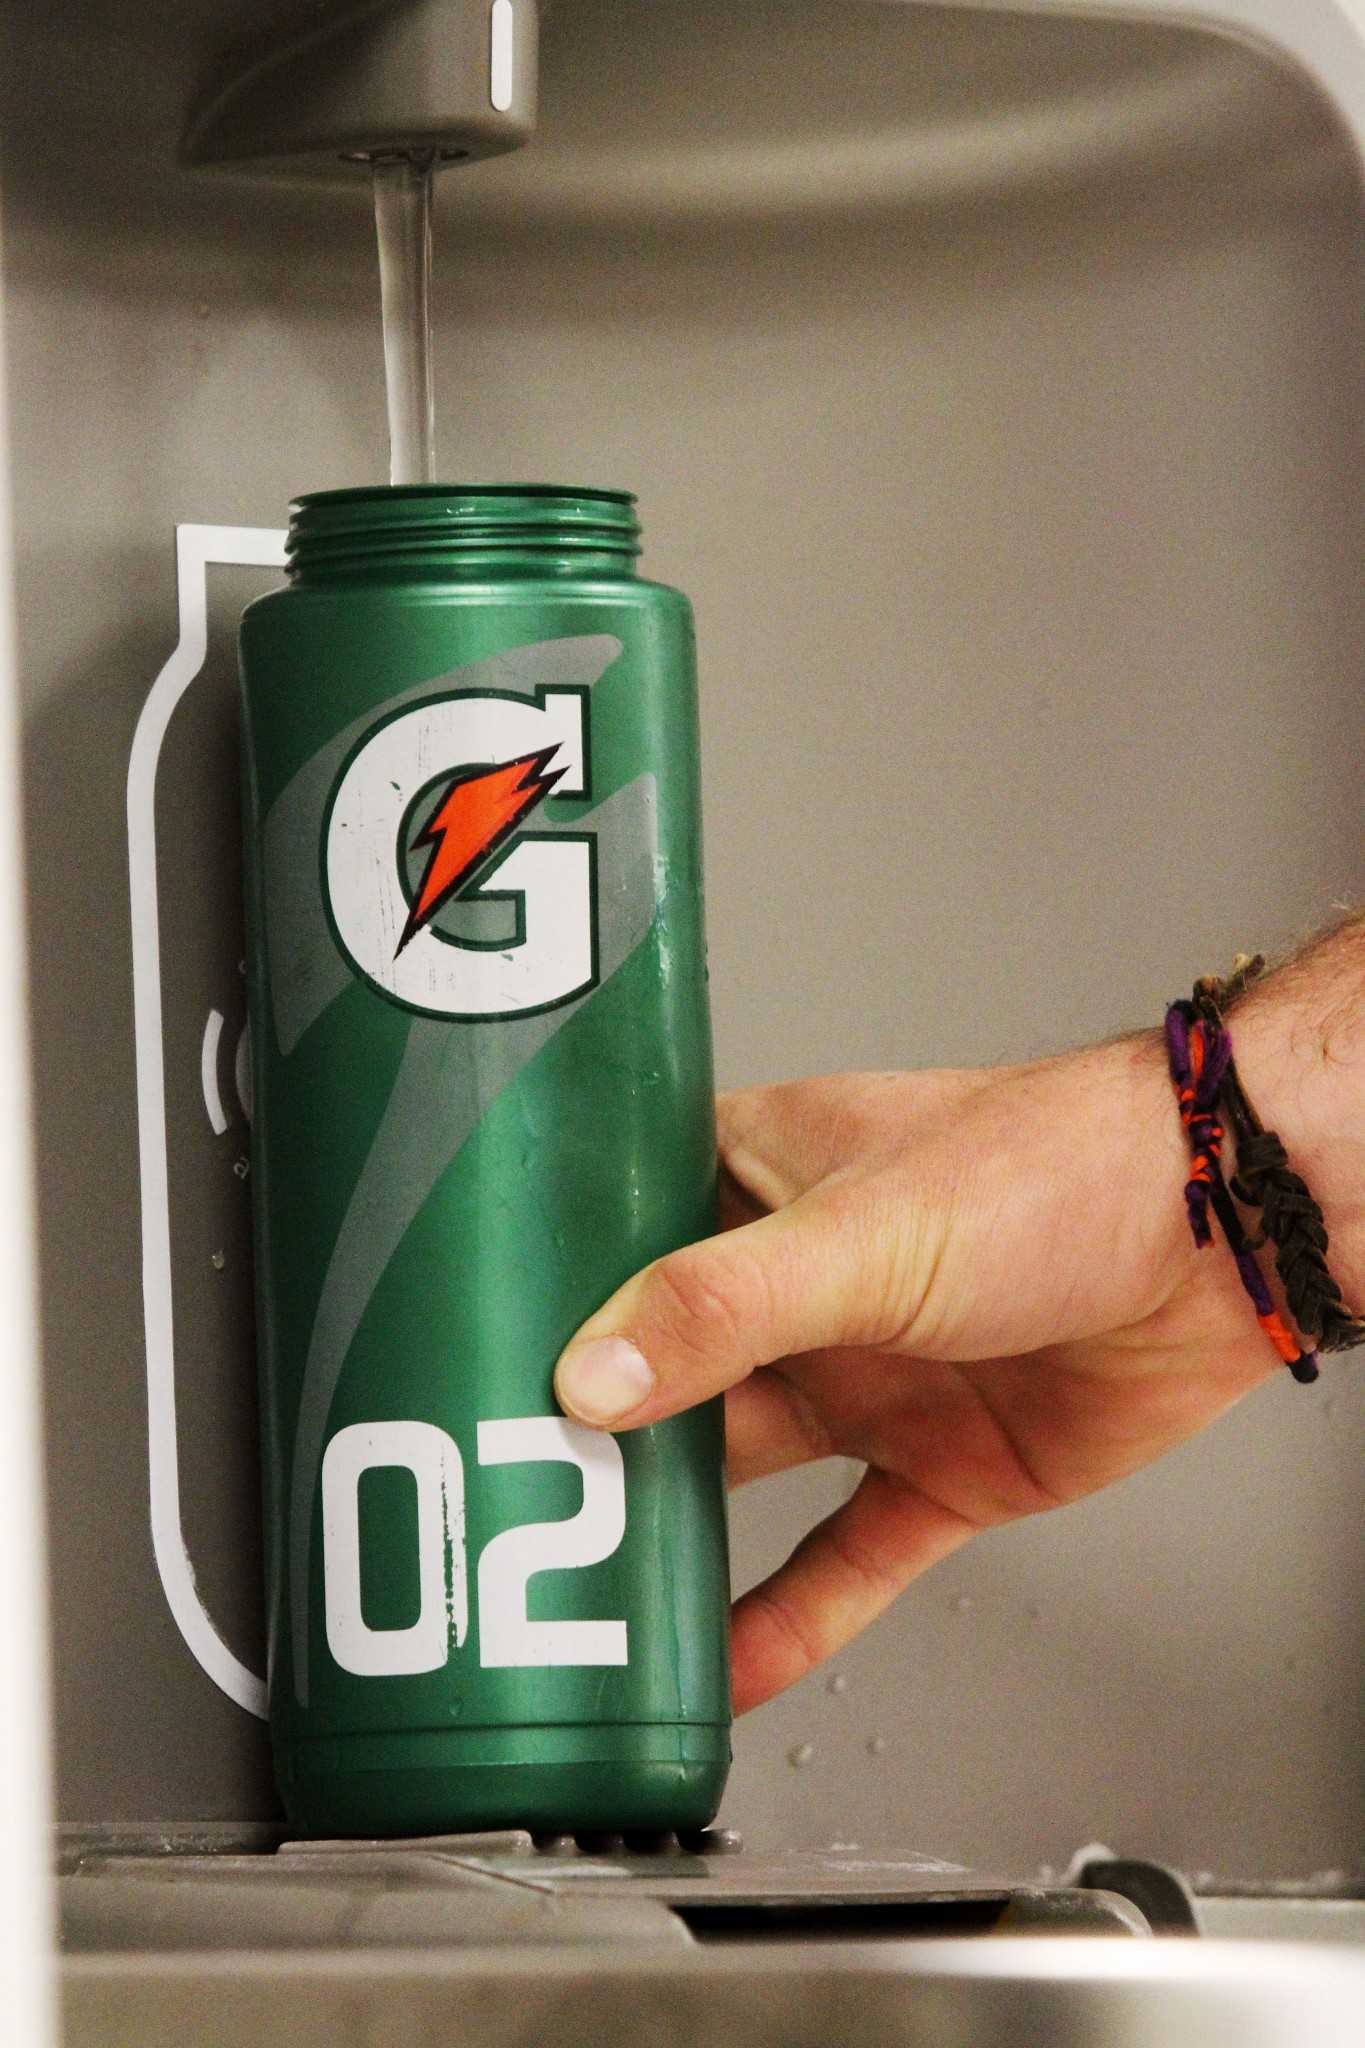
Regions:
[[787, 1742, 813, 1769], [866, 1735, 886, 1757], [827, 1672, 848, 1695], [210, 1250, 226, 1271]]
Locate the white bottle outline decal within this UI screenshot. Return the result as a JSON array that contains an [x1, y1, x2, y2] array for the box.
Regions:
[[129, 524, 287, 1720]]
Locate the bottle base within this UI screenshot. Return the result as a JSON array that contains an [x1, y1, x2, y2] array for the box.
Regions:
[[278, 1722, 731, 1840]]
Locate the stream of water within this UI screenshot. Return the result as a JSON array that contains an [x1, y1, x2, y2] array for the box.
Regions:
[[373, 156, 436, 486]]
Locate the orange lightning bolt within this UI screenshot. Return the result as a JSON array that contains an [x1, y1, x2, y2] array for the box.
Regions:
[[395, 745, 566, 958]]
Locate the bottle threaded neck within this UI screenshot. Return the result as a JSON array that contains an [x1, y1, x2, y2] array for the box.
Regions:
[[286, 484, 642, 580]]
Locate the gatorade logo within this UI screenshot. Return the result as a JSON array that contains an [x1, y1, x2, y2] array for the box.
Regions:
[[323, 686, 597, 1019]]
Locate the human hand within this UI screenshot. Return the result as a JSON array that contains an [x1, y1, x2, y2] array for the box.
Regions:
[[554, 1026, 1337, 1713]]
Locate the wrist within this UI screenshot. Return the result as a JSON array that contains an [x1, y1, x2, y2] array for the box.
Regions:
[[1220, 930, 1365, 1315]]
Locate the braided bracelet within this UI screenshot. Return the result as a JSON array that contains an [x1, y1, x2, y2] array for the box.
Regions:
[[1164, 957, 1365, 1383]]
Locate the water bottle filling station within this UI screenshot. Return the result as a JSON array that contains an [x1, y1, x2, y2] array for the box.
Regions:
[[7, 0, 1365, 2040]]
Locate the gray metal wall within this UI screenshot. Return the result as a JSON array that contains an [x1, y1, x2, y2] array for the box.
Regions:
[[4, 0, 1363, 1877]]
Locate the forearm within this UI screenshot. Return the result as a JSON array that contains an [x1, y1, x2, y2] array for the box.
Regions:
[[1221, 914, 1365, 1319]]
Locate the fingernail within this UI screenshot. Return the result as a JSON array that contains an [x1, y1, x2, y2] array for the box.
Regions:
[[556, 1336, 655, 1424]]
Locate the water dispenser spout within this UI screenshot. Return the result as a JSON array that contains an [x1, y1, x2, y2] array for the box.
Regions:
[[181, 0, 537, 177]]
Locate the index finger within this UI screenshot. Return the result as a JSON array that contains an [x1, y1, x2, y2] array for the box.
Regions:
[[717, 1078, 868, 1212]]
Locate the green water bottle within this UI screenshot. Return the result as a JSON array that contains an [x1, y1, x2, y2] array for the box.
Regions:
[[239, 484, 731, 1838]]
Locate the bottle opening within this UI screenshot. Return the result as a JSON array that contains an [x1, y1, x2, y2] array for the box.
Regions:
[[287, 484, 643, 580]]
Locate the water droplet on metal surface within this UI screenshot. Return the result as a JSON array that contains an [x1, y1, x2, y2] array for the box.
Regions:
[[827, 1672, 848, 1695], [210, 1250, 226, 1271], [866, 1736, 886, 1757], [679, 1827, 743, 1856], [787, 1742, 814, 1769]]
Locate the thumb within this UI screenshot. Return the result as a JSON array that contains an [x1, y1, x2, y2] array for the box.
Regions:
[[553, 1187, 897, 1431]]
